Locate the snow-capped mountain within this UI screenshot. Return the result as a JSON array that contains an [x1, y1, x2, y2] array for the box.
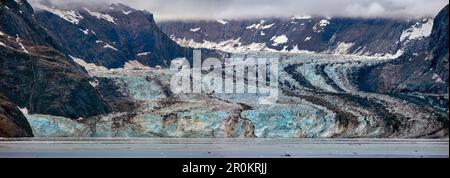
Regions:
[[159, 17, 434, 57], [32, 1, 220, 69]]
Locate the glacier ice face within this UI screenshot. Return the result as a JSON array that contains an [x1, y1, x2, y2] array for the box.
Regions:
[[27, 115, 92, 137], [243, 104, 337, 138]]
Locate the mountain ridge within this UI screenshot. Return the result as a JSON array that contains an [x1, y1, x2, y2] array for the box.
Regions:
[[158, 16, 433, 57]]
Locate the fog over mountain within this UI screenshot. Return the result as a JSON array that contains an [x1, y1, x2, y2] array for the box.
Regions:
[[30, 0, 448, 21]]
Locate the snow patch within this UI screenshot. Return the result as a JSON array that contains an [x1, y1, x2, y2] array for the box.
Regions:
[[122, 10, 132, 15], [262, 23, 275, 29], [319, 19, 330, 27], [89, 80, 99, 88], [313, 19, 330, 33], [304, 37, 312, 42], [217, 19, 228, 25], [246, 20, 274, 30], [84, 8, 117, 24], [291, 15, 312, 20], [400, 19, 433, 42], [103, 43, 118, 51], [70, 55, 108, 73], [432, 73, 445, 84], [172, 37, 272, 53], [80, 28, 89, 35], [190, 27, 201, 32], [271, 35, 288, 46], [35, 5, 84, 25], [137, 52, 151, 56], [333, 42, 354, 55], [15, 36, 29, 54], [17, 107, 28, 116]]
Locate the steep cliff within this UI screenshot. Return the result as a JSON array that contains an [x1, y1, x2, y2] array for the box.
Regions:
[[357, 5, 449, 94], [0, 94, 33, 137], [1, 0, 110, 120]]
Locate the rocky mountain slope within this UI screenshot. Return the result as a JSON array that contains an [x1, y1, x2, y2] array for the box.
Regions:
[[356, 5, 449, 94], [32, 2, 219, 69], [0, 94, 33, 137], [159, 16, 433, 57], [1, 0, 111, 136]]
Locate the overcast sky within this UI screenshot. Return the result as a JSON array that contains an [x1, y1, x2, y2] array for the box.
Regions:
[[31, 0, 449, 21]]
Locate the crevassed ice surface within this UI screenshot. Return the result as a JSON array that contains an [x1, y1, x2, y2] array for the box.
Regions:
[[26, 52, 448, 138]]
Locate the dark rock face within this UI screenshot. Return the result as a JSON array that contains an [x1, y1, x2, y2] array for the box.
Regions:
[[356, 5, 449, 94], [428, 5, 449, 86], [159, 17, 430, 56], [0, 94, 33, 137], [33, 3, 217, 69], [1, 0, 110, 120]]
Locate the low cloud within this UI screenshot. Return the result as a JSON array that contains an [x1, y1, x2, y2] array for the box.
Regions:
[[30, 0, 449, 21]]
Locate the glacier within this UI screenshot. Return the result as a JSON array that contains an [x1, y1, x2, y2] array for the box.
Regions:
[[24, 52, 448, 138]]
